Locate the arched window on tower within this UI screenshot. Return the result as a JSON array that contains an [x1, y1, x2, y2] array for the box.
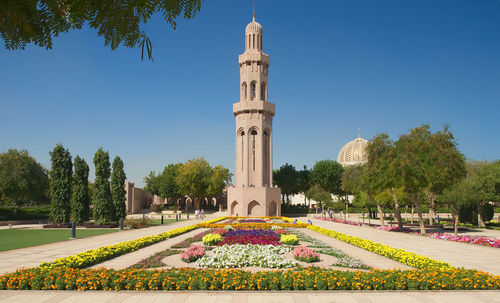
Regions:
[[250, 81, 256, 100], [241, 82, 247, 100], [260, 82, 266, 101], [263, 131, 268, 173], [240, 131, 245, 170], [251, 130, 257, 171]]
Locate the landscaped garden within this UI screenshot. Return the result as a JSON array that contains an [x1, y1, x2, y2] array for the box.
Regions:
[[0, 216, 499, 291]]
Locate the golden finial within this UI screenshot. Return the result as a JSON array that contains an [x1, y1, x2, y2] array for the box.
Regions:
[[253, 3, 255, 21], [358, 127, 360, 138]]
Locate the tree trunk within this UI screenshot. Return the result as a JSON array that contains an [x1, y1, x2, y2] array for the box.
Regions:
[[377, 204, 385, 226], [410, 205, 414, 224], [478, 204, 486, 228], [367, 192, 385, 226], [391, 188, 404, 230], [412, 193, 426, 235], [424, 189, 436, 226], [450, 204, 459, 236]]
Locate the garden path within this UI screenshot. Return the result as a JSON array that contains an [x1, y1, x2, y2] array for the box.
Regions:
[[300, 217, 500, 275], [90, 228, 209, 270], [0, 290, 499, 302], [0, 219, 204, 275]]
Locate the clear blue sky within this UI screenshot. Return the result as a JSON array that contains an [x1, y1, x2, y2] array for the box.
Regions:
[[1, 0, 499, 187]]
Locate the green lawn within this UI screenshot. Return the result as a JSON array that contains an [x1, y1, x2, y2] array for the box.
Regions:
[[0, 228, 118, 252]]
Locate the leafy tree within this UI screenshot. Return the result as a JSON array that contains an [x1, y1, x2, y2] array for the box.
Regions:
[[70, 156, 90, 223], [273, 163, 299, 204], [111, 156, 127, 221], [207, 164, 232, 202], [144, 170, 161, 195], [310, 160, 344, 196], [92, 148, 113, 224], [466, 160, 500, 227], [393, 126, 434, 234], [364, 134, 404, 228], [159, 163, 183, 209], [175, 157, 211, 210], [1, 0, 203, 61], [439, 180, 473, 235], [49, 144, 72, 223], [305, 184, 332, 210], [422, 127, 466, 225], [297, 165, 311, 205], [0, 149, 49, 207]]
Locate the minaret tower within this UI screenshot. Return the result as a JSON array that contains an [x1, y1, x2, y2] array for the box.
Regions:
[[227, 12, 281, 217]]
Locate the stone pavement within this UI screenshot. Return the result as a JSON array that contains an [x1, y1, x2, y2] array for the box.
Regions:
[[0, 290, 499, 303], [0, 219, 204, 275], [300, 217, 500, 275]]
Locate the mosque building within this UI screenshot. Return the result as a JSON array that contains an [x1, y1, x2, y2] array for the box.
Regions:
[[337, 129, 369, 167]]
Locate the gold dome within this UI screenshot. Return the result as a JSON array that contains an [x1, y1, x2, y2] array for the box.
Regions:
[[337, 130, 368, 166]]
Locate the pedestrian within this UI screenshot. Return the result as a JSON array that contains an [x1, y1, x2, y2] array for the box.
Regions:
[[201, 209, 205, 219], [195, 209, 199, 219]]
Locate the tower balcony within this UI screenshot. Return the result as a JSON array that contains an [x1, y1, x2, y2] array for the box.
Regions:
[[233, 100, 275, 116], [239, 52, 269, 65]]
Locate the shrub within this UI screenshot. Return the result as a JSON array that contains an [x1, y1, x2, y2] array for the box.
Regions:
[[124, 218, 154, 229], [180, 245, 205, 263], [293, 246, 320, 263], [280, 234, 298, 245], [202, 233, 222, 246]]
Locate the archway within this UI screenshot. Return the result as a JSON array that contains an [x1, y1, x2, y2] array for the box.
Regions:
[[230, 201, 240, 216], [269, 201, 277, 216], [248, 200, 261, 216]]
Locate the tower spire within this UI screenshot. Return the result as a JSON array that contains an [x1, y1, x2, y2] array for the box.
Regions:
[[252, 4, 255, 21], [358, 127, 360, 138]]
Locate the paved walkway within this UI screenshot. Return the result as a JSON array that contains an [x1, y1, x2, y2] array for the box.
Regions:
[[329, 214, 500, 239], [0, 219, 204, 275], [300, 217, 500, 275], [0, 290, 499, 303]]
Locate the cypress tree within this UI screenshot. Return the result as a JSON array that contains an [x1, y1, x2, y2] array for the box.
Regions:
[[93, 148, 113, 224], [71, 156, 90, 223], [111, 156, 127, 221], [49, 144, 72, 223]]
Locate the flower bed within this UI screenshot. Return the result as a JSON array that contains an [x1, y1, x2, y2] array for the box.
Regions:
[[307, 225, 452, 270], [240, 219, 267, 223], [180, 245, 205, 263], [195, 244, 296, 268], [199, 222, 309, 229], [427, 233, 500, 248], [1, 267, 498, 291], [129, 249, 180, 269], [293, 246, 320, 263], [280, 234, 298, 245], [289, 228, 369, 269], [216, 228, 281, 246], [202, 233, 223, 245], [217, 235, 281, 246]]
